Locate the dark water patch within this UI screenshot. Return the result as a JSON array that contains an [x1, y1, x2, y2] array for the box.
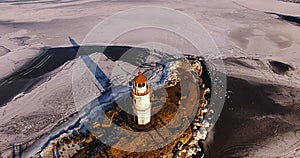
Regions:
[[268, 60, 294, 75], [267, 12, 300, 26], [0, 0, 80, 5], [224, 57, 256, 69], [0, 79, 34, 106], [205, 77, 294, 157], [201, 60, 212, 101], [185, 55, 212, 98], [78, 45, 151, 66], [279, 0, 300, 4], [0, 45, 157, 107], [2, 46, 78, 81], [0, 20, 34, 28], [0, 18, 81, 31]]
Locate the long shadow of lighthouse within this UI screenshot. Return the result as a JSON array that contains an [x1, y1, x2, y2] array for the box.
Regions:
[[11, 143, 22, 158]]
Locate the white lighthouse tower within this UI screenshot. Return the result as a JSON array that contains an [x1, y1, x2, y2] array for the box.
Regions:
[[131, 71, 152, 125]]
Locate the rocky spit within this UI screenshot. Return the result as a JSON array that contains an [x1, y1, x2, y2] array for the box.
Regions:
[[36, 57, 212, 158]]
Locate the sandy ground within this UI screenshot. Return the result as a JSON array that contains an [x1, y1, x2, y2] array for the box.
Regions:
[[0, 0, 300, 157]]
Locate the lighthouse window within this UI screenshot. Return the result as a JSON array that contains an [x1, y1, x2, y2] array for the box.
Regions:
[[137, 83, 145, 87]]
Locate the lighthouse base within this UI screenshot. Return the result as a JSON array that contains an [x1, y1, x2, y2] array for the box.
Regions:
[[135, 110, 151, 125], [133, 115, 156, 131]]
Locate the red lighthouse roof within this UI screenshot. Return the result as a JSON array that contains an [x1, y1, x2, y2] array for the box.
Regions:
[[134, 72, 147, 83]]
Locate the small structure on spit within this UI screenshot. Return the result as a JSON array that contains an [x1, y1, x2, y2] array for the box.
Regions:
[[131, 71, 152, 125]]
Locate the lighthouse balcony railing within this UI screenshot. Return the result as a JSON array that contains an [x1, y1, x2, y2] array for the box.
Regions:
[[132, 85, 152, 96]]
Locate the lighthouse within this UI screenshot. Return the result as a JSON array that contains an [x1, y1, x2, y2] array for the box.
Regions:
[[131, 71, 152, 125]]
